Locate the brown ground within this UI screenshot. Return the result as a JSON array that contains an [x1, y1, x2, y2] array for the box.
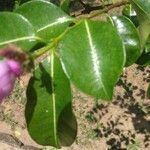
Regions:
[[0, 1, 150, 150], [0, 64, 150, 150]]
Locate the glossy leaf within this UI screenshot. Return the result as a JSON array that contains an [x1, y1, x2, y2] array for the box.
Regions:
[[15, 0, 73, 42], [58, 20, 125, 100], [131, 0, 150, 47], [110, 16, 141, 66], [0, 12, 39, 51], [26, 54, 77, 148]]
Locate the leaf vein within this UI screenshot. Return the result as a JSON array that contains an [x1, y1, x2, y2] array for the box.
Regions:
[[0, 36, 39, 46], [37, 17, 72, 32]]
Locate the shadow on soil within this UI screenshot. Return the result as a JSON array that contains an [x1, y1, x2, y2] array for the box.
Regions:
[[84, 66, 150, 150]]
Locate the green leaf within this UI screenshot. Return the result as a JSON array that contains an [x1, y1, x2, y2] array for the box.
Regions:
[[60, 0, 70, 13], [131, 0, 150, 18], [136, 51, 150, 66], [122, 4, 136, 17], [131, 0, 150, 47], [0, 12, 39, 51], [145, 34, 150, 53], [58, 20, 125, 100], [15, 0, 73, 43], [26, 54, 77, 148], [122, 4, 139, 27], [110, 16, 141, 66]]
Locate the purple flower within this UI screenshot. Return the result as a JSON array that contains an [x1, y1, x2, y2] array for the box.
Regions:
[[0, 59, 22, 103]]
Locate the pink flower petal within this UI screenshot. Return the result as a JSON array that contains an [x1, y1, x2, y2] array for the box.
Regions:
[[7, 60, 23, 76], [0, 59, 22, 102]]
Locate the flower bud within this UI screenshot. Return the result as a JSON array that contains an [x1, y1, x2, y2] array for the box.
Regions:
[[0, 59, 22, 103]]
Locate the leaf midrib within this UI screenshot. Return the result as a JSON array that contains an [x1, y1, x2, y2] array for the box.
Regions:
[[0, 36, 40, 46], [84, 20, 109, 99], [50, 53, 59, 146]]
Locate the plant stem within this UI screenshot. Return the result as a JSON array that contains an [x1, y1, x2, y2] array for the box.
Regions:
[[31, 30, 69, 60], [31, 27, 71, 59], [31, 1, 129, 60], [31, 42, 55, 59], [79, 0, 129, 19]]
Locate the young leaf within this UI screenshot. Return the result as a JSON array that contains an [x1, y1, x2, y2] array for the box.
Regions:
[[26, 54, 77, 148], [110, 16, 141, 66], [58, 20, 125, 100], [15, 0, 73, 43], [0, 12, 39, 51]]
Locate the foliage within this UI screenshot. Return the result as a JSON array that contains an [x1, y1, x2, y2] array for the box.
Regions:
[[0, 0, 149, 148]]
